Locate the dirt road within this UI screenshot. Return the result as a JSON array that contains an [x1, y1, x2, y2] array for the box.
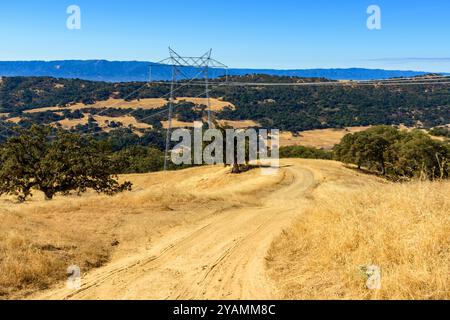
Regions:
[[35, 162, 316, 300]]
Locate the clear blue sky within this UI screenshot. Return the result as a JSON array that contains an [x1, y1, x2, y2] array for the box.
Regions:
[[1, 0, 450, 72]]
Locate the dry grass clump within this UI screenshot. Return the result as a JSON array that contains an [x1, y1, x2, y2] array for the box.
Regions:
[[0, 180, 198, 298], [267, 180, 450, 300], [0, 201, 116, 299], [0, 190, 202, 299]]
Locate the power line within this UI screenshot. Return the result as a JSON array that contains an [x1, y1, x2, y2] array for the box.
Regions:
[[62, 61, 211, 137], [156, 48, 228, 170], [146, 76, 450, 87]]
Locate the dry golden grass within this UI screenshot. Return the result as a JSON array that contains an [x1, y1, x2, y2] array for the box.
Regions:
[[162, 119, 261, 129], [161, 119, 197, 129], [280, 127, 370, 149], [0, 166, 278, 299], [2, 158, 448, 300], [174, 97, 235, 112], [23, 97, 235, 114], [217, 119, 261, 128], [0, 193, 121, 299], [267, 179, 450, 300], [279, 125, 447, 148], [55, 114, 152, 131], [6, 117, 21, 124]]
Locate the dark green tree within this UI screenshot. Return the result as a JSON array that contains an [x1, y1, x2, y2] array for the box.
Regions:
[[112, 146, 164, 173], [393, 130, 450, 179], [334, 126, 449, 180], [0, 126, 132, 201]]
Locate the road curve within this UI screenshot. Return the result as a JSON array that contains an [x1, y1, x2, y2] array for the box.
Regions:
[[35, 162, 315, 300]]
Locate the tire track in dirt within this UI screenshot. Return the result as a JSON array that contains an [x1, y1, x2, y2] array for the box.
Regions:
[[34, 161, 315, 300]]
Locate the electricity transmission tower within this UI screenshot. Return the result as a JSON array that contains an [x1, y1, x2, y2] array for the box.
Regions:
[[150, 48, 228, 171]]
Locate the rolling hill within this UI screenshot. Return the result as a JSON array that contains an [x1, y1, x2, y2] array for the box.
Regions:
[[0, 73, 448, 301], [1, 75, 449, 140], [1, 160, 448, 299]]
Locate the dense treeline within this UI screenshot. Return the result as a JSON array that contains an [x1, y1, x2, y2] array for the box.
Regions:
[[334, 126, 450, 180], [1, 75, 449, 134], [429, 126, 450, 138], [111, 146, 164, 174], [217, 74, 334, 83], [218, 84, 450, 131], [279, 145, 332, 160]]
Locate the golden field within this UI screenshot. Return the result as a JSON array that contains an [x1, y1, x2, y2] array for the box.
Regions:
[[22, 97, 235, 114], [0, 165, 278, 299], [0, 160, 448, 300], [279, 127, 370, 149], [266, 176, 450, 300]]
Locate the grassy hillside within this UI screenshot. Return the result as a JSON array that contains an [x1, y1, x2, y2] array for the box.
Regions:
[[267, 177, 450, 299], [1, 160, 448, 300], [1, 75, 449, 138], [0, 165, 281, 299]]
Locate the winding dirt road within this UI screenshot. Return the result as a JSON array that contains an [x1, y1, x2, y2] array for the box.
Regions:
[[36, 162, 316, 300]]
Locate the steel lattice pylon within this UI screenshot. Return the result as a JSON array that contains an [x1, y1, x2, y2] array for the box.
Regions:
[[150, 48, 228, 171]]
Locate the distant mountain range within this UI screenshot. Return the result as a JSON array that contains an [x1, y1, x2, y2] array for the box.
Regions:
[[0, 60, 440, 82]]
